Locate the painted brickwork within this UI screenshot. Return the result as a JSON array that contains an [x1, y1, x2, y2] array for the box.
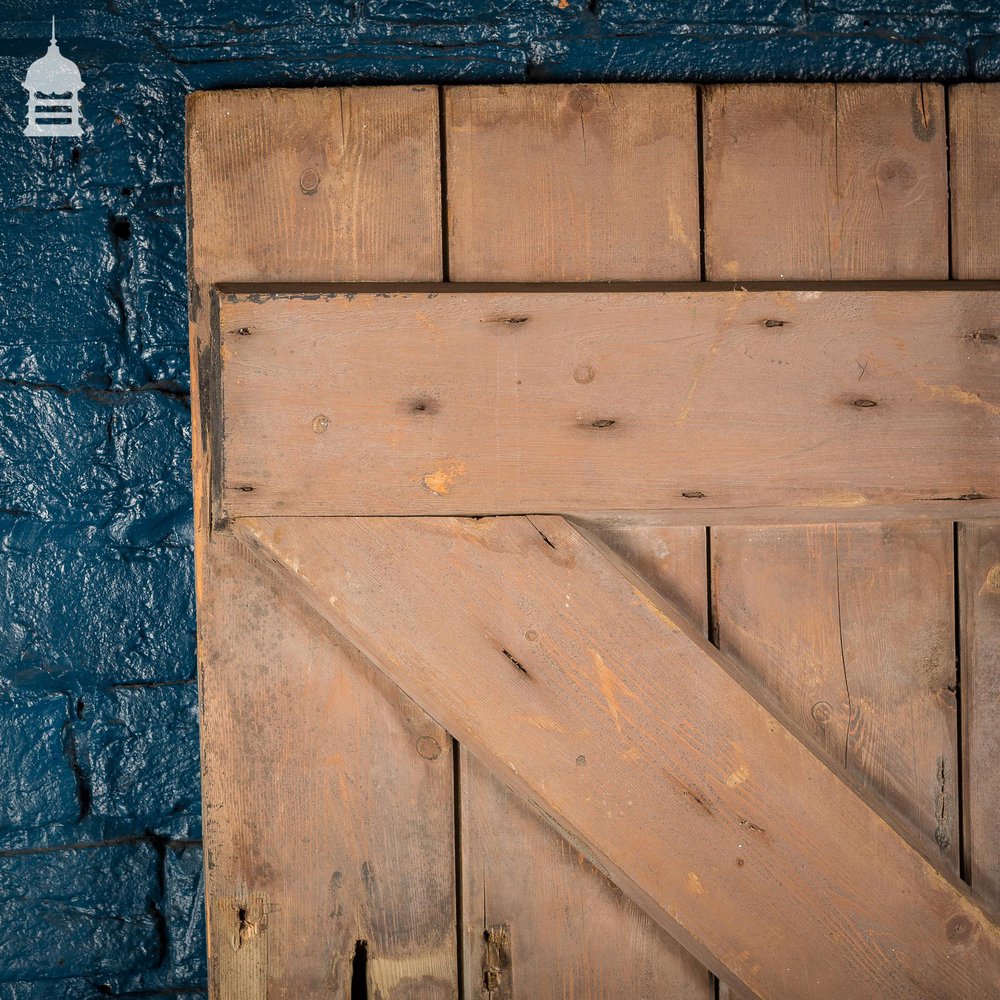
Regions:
[[1, 1, 999, 993]]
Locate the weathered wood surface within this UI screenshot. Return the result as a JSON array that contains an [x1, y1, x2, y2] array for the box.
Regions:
[[459, 476, 713, 994], [461, 750, 710, 1000], [704, 86, 960, 1000], [712, 523, 959, 864], [446, 83, 712, 1000], [199, 533, 456, 997], [703, 84, 948, 281], [189, 83, 1000, 998], [218, 286, 1000, 518], [951, 85, 1000, 918], [951, 85, 1000, 281], [190, 88, 441, 285], [187, 87, 458, 996], [238, 514, 1000, 1000], [445, 84, 700, 282], [704, 85, 961, 852], [959, 523, 1000, 910]]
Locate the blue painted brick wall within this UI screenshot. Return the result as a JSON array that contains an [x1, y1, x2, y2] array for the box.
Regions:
[[1, 0, 999, 993]]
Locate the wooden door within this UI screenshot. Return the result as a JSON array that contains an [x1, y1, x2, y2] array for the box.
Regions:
[[187, 84, 1000, 999]]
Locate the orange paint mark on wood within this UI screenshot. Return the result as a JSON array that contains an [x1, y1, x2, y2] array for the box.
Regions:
[[725, 765, 751, 789], [423, 460, 466, 495], [919, 380, 1000, 416], [590, 648, 638, 736]]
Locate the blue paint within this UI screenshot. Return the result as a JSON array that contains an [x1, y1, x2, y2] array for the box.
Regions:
[[0, 843, 161, 981], [0, 0, 997, 992]]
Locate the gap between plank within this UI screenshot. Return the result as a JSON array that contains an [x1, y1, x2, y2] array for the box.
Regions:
[[439, 82, 464, 996], [954, 521, 969, 884], [945, 85, 954, 282], [453, 739, 466, 999], [696, 85, 707, 284], [705, 523, 721, 1000], [438, 85, 450, 283], [705, 526, 718, 648]]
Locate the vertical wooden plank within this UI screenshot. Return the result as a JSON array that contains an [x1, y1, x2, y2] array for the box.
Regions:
[[834, 84, 949, 278], [951, 83, 1000, 913], [199, 536, 457, 997], [188, 87, 456, 997], [711, 523, 958, 861], [447, 84, 700, 282], [704, 85, 835, 282], [950, 84, 1000, 280], [958, 524, 1000, 909], [446, 83, 712, 999], [704, 84, 955, 1000], [704, 84, 948, 280], [191, 88, 442, 283]]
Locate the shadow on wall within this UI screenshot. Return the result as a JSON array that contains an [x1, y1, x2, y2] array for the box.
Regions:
[[2, 0, 1000, 994]]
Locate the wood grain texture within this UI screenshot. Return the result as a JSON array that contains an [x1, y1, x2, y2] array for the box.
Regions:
[[704, 84, 958, 1000], [446, 81, 711, 1000], [703, 84, 948, 281], [218, 287, 1000, 517], [595, 525, 708, 632], [711, 523, 959, 866], [198, 533, 457, 997], [187, 87, 456, 997], [445, 85, 700, 282], [239, 513, 1000, 1000], [950, 85, 1000, 280], [574, 501, 1000, 528], [212, 895, 267, 1000], [461, 751, 709, 1000], [459, 519, 710, 999], [189, 84, 997, 999], [951, 89, 1000, 915], [958, 523, 1000, 910], [189, 88, 442, 285]]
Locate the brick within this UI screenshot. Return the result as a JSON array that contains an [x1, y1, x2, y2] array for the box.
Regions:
[[162, 845, 207, 984], [0, 386, 190, 532], [80, 685, 200, 832], [0, 843, 160, 981], [0, 695, 77, 831], [1, 525, 194, 688], [0, 209, 124, 389], [0, 980, 206, 999]]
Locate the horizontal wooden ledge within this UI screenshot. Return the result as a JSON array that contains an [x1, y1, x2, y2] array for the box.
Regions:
[[216, 285, 1000, 518]]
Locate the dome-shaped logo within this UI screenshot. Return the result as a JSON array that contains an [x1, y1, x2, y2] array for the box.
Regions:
[[21, 18, 84, 138]]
